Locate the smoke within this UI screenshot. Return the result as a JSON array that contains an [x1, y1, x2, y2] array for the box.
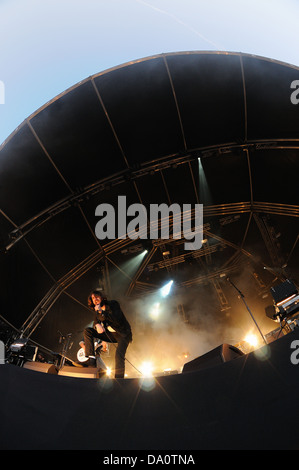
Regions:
[[117, 284, 246, 377], [108, 249, 285, 378], [63, 241, 291, 377]]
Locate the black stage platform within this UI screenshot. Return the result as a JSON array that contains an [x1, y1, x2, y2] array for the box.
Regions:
[[1, 328, 299, 450]]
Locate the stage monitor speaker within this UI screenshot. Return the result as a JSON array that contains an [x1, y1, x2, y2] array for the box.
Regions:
[[58, 366, 99, 379], [23, 361, 57, 374], [182, 344, 244, 373]]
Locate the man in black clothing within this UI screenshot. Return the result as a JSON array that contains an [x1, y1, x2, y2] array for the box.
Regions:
[[84, 290, 132, 378]]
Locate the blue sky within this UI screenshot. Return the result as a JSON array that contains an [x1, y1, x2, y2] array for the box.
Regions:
[[0, 0, 299, 145]]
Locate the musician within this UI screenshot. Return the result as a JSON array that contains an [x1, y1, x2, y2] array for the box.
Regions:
[[83, 289, 132, 378]]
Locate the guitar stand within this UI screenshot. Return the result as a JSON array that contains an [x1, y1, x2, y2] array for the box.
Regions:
[[57, 332, 73, 371]]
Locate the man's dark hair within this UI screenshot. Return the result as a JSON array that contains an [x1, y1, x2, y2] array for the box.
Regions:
[[87, 289, 107, 310]]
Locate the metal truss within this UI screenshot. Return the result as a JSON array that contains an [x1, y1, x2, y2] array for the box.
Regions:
[[4, 140, 296, 336]]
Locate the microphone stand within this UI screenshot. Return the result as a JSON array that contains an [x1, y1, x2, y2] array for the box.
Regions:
[[57, 332, 73, 370], [227, 277, 267, 345]]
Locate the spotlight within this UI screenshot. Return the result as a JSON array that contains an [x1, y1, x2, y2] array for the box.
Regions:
[[244, 333, 259, 348], [140, 361, 154, 377], [163, 368, 178, 376], [149, 302, 160, 320], [161, 280, 173, 297], [198, 157, 212, 205], [9, 337, 37, 365], [10, 338, 28, 353]]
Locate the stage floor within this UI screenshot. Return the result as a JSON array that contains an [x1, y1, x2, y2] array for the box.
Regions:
[[1, 327, 299, 450]]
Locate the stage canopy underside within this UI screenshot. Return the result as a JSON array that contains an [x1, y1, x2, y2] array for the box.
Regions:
[[0, 51, 298, 365]]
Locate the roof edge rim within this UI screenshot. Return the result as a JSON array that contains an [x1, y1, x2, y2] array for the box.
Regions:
[[1, 50, 299, 152]]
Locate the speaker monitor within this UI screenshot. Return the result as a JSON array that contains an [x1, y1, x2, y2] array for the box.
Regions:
[[58, 366, 99, 379], [23, 361, 58, 374], [182, 344, 244, 373]]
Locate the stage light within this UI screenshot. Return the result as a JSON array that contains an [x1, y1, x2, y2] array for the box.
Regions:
[[140, 361, 154, 377], [10, 338, 28, 352], [198, 157, 212, 205], [244, 333, 258, 348], [106, 367, 112, 377], [149, 302, 160, 320], [161, 280, 173, 297], [8, 337, 38, 365], [163, 368, 178, 376]]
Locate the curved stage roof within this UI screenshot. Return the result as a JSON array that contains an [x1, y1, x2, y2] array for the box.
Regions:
[[0, 51, 298, 368]]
